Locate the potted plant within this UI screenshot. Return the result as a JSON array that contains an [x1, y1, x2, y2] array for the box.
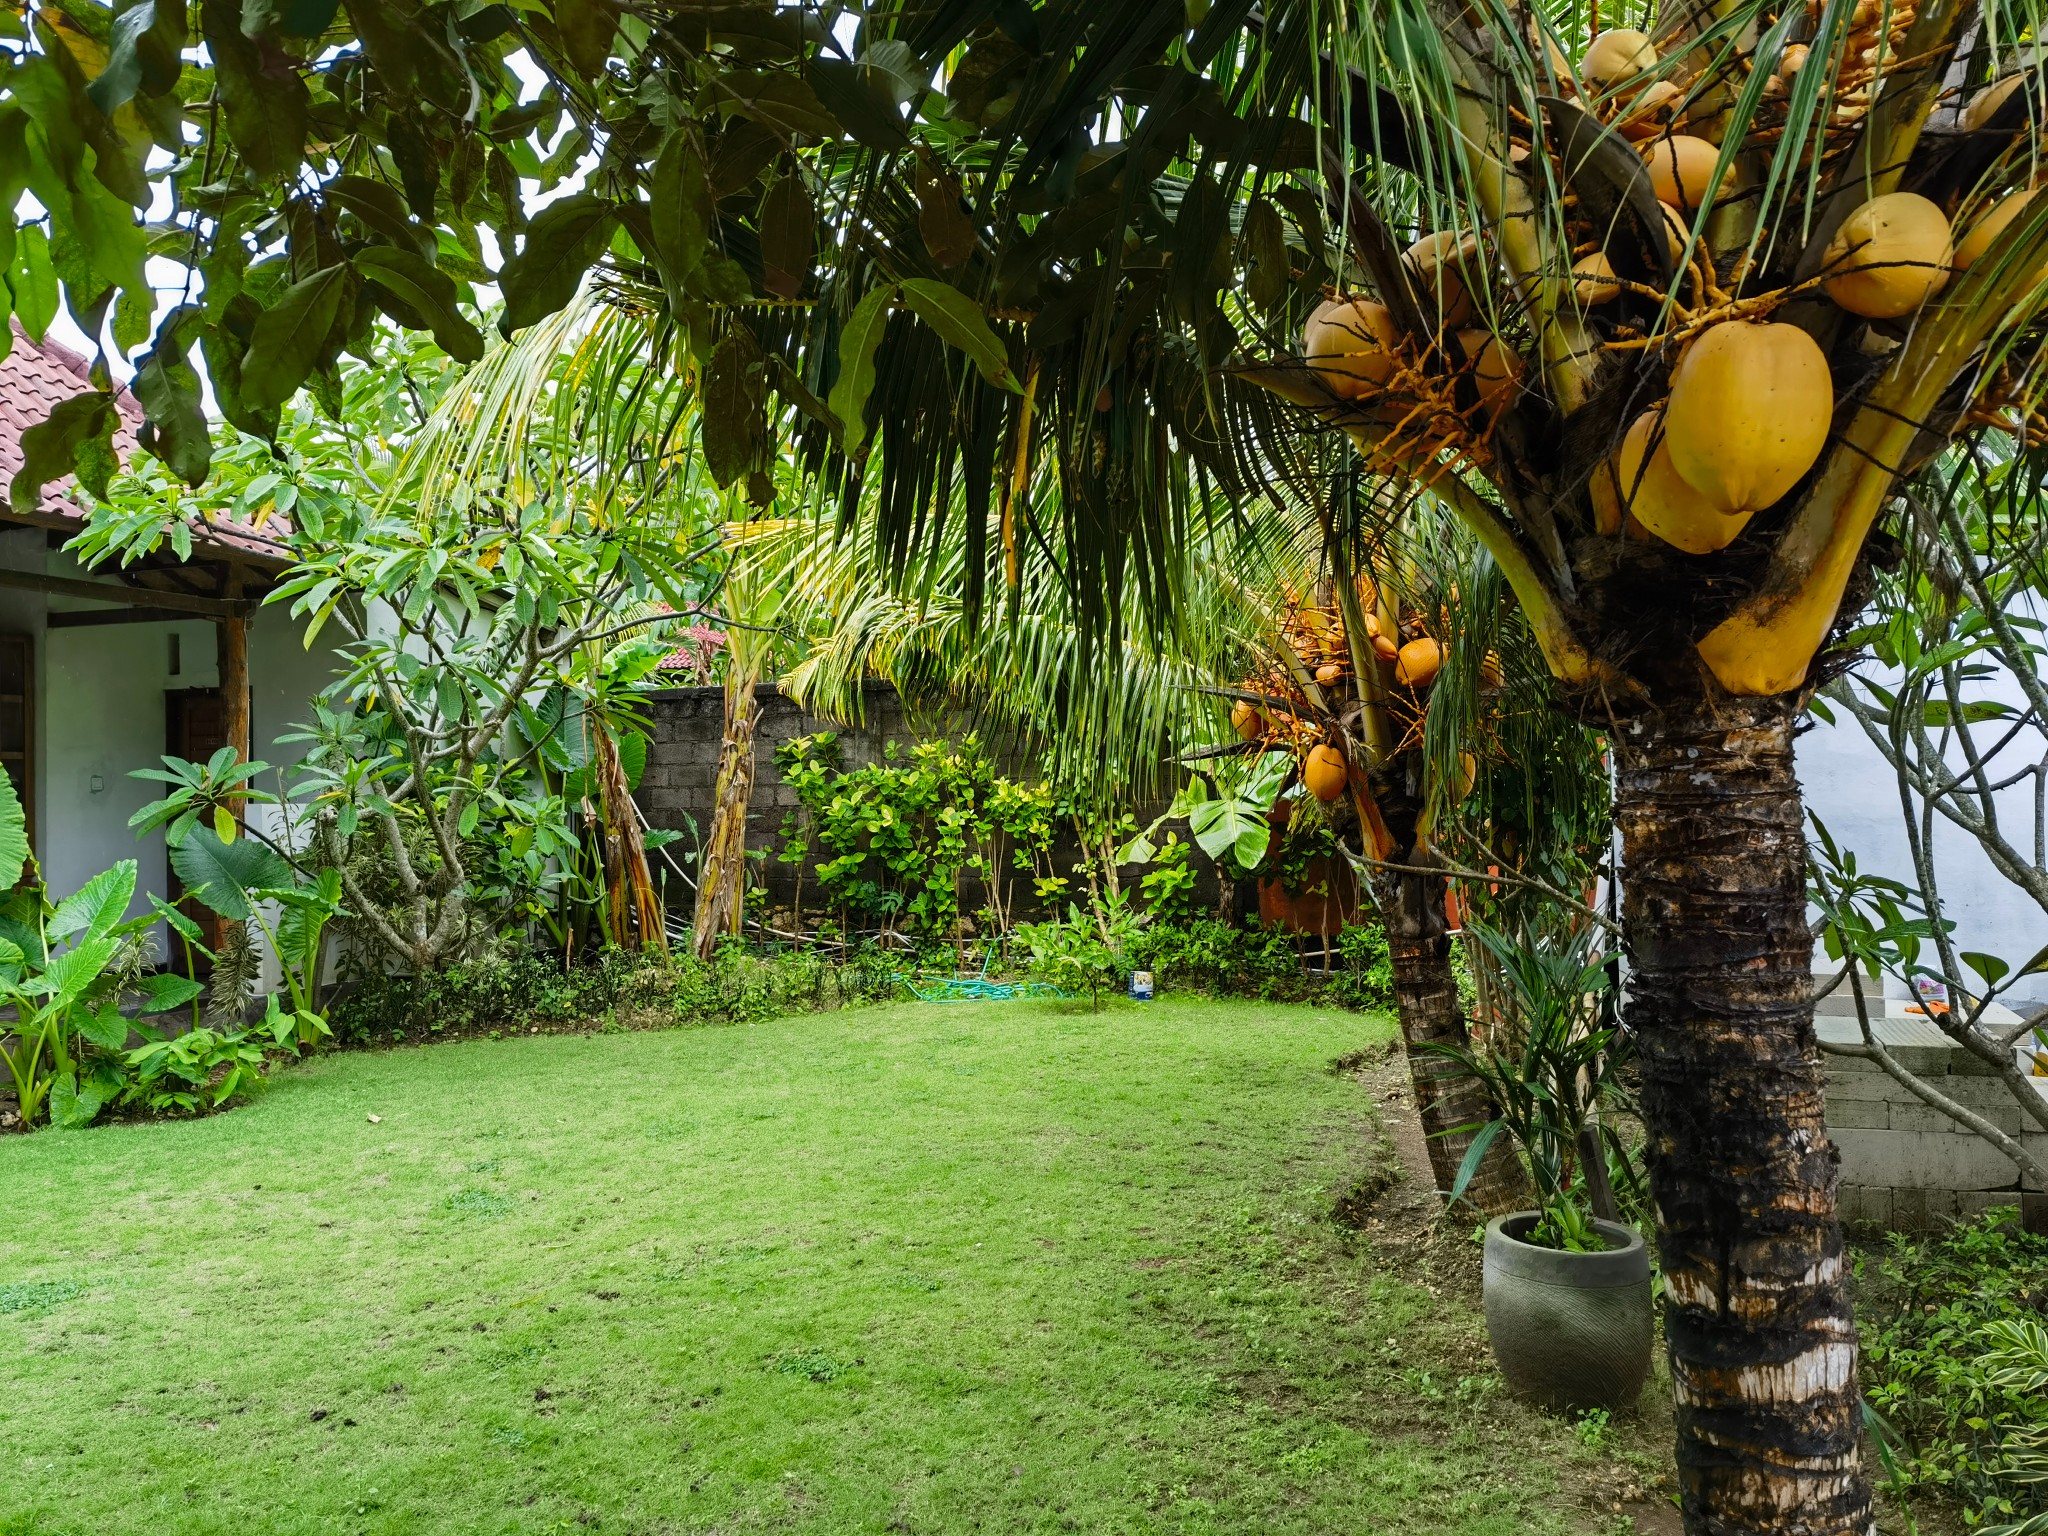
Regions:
[[1428, 917, 1654, 1413]]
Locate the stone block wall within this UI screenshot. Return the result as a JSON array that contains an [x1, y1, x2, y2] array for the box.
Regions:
[[634, 681, 1221, 924], [1818, 998, 2048, 1232]]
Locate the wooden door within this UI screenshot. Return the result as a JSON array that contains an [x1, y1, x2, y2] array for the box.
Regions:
[[165, 688, 229, 971]]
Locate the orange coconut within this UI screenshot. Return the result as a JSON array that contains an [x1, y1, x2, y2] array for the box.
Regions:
[[1302, 296, 1402, 398], [1611, 410, 1753, 554], [1581, 28, 1657, 89], [1303, 745, 1350, 802], [1963, 75, 2025, 133], [1394, 637, 1443, 687], [1615, 80, 1684, 140], [1953, 188, 2045, 279], [1456, 329, 1523, 420], [1230, 700, 1264, 740], [1643, 135, 1721, 212], [1663, 321, 1833, 514], [1573, 251, 1622, 304], [1405, 231, 1480, 330], [1822, 192, 1954, 318]]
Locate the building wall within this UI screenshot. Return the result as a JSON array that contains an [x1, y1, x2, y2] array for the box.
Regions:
[[0, 527, 342, 961], [1800, 661, 2048, 1006]]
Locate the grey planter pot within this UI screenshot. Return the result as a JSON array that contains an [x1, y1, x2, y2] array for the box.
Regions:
[[1482, 1212, 1655, 1413]]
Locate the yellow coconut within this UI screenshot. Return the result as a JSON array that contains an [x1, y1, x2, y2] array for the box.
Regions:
[[1302, 296, 1402, 398], [1314, 662, 1343, 686], [1822, 192, 1954, 317], [1573, 251, 1622, 304], [1581, 28, 1657, 89], [1615, 80, 1684, 140], [1779, 43, 1810, 80], [1643, 134, 1721, 212], [1230, 700, 1263, 740], [1612, 410, 1754, 554], [1456, 329, 1523, 420], [1455, 752, 1479, 800], [1963, 75, 2024, 133], [1663, 321, 1834, 514], [1589, 454, 1626, 535], [1405, 231, 1479, 329], [1659, 202, 1700, 266], [1303, 745, 1349, 802], [1372, 631, 1401, 661], [1394, 637, 1443, 687], [1953, 188, 2045, 276], [1479, 650, 1504, 688]]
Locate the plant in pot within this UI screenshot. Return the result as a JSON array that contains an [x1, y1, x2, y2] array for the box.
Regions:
[[1427, 916, 1653, 1413]]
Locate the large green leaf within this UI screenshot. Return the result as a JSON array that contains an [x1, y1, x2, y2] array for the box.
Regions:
[[240, 265, 348, 410], [201, 0, 307, 179], [39, 935, 120, 1011], [0, 764, 28, 891], [50, 860, 137, 944], [498, 194, 616, 334], [351, 246, 484, 362], [131, 306, 212, 486], [701, 331, 767, 488], [169, 828, 291, 922], [826, 287, 892, 452], [897, 279, 1021, 391], [8, 391, 119, 513]]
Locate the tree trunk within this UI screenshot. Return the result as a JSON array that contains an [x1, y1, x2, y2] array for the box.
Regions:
[[1614, 695, 1869, 1536], [1374, 862, 1533, 1217], [691, 675, 759, 960]]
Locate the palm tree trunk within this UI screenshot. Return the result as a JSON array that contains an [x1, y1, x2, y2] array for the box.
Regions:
[[691, 674, 760, 960], [1615, 695, 1868, 1536], [1374, 862, 1533, 1217]]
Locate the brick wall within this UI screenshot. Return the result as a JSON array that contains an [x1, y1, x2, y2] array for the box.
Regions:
[[1819, 997, 2048, 1232]]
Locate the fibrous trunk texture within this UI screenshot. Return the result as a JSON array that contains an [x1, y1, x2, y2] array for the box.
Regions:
[[1615, 695, 1868, 1536], [1375, 863, 1532, 1217], [595, 721, 666, 953], [691, 677, 759, 961]]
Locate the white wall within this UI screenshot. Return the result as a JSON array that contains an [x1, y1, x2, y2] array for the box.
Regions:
[[11, 534, 344, 964], [1801, 675, 2048, 1007]]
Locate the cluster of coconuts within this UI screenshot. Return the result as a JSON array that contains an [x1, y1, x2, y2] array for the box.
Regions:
[[1231, 585, 1489, 805], [1557, 32, 2036, 554]]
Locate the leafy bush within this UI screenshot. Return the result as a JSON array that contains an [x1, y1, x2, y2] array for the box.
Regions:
[[1015, 894, 1143, 1009], [327, 940, 903, 1045], [1125, 918, 1392, 1009], [1860, 1208, 2048, 1531]]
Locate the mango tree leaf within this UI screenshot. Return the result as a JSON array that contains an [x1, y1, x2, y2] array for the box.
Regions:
[[201, 0, 307, 179], [721, 72, 839, 138], [701, 330, 768, 488], [9, 392, 119, 513], [758, 172, 814, 300], [648, 131, 712, 298], [897, 279, 1021, 390], [807, 58, 910, 150], [131, 305, 212, 486], [826, 287, 892, 452], [498, 193, 615, 334], [554, 0, 620, 80], [351, 246, 484, 362], [50, 861, 137, 943], [240, 264, 347, 409], [1921, 699, 2015, 727], [10, 224, 59, 341]]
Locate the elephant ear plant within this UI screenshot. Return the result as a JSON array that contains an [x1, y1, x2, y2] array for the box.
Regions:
[[0, 766, 303, 1131]]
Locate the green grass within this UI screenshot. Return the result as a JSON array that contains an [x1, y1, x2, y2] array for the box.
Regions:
[[0, 997, 1606, 1535]]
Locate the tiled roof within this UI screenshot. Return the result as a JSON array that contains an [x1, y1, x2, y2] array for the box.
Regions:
[[1, 322, 293, 569]]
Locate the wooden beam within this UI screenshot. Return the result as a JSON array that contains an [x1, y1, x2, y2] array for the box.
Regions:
[[219, 569, 249, 827], [0, 567, 252, 618], [46, 607, 199, 629]]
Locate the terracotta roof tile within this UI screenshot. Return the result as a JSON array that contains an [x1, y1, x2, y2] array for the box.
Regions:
[[2, 321, 294, 569]]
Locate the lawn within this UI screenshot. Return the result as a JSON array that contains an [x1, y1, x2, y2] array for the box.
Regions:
[[1, 997, 1634, 1535]]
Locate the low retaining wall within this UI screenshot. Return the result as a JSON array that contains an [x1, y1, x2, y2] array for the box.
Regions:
[[1818, 996, 2048, 1232]]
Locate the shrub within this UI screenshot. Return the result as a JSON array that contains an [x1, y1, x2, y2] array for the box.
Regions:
[[1126, 918, 1393, 1009], [1859, 1208, 2048, 1530], [327, 940, 903, 1045]]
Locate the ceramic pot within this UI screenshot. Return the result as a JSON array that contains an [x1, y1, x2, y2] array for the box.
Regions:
[[1482, 1212, 1654, 1412]]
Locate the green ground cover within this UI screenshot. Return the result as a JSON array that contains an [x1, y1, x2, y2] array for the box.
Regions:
[[1, 998, 1629, 1535]]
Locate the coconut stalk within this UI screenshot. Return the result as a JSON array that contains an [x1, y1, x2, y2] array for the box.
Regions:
[[594, 721, 666, 953]]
